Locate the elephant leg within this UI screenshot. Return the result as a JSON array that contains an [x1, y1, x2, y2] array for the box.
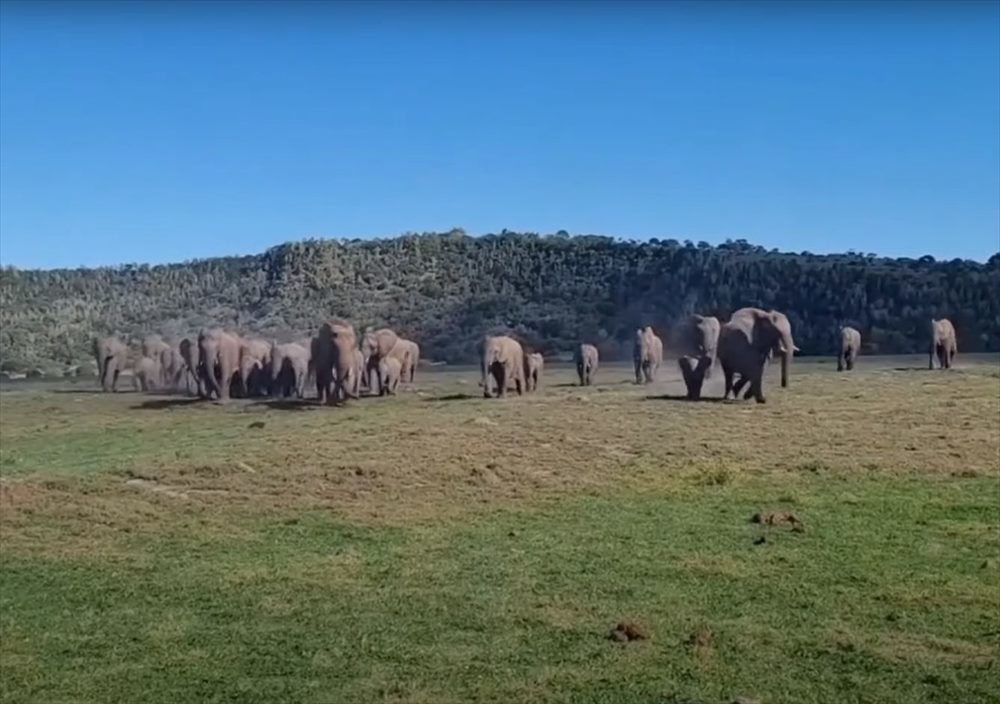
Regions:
[[722, 364, 734, 400], [837, 352, 844, 372], [733, 375, 749, 399], [751, 372, 766, 403], [634, 359, 642, 384], [496, 365, 507, 398]]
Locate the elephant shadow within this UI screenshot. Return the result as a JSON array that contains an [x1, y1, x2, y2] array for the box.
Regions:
[[256, 400, 315, 412], [425, 393, 477, 402], [132, 398, 203, 410], [643, 394, 728, 403]]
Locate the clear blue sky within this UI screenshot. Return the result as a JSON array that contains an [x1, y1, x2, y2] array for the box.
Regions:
[[1, 1, 997, 269]]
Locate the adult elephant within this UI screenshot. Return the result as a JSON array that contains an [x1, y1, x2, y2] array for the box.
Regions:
[[929, 319, 957, 369], [93, 336, 127, 392], [524, 352, 544, 392], [361, 328, 402, 394], [633, 327, 663, 384], [314, 320, 359, 404], [575, 344, 599, 386], [674, 315, 721, 400], [717, 308, 797, 404], [838, 326, 862, 372], [239, 339, 273, 397], [730, 308, 796, 388], [481, 335, 526, 398], [270, 341, 310, 398], [198, 329, 242, 401], [179, 337, 203, 396], [395, 339, 420, 384]]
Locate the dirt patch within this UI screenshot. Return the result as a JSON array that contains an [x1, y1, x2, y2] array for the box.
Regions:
[[752, 511, 805, 531], [608, 621, 649, 642], [687, 625, 714, 652], [125, 478, 190, 499]]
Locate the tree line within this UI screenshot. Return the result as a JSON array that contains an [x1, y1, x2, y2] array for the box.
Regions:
[[1, 230, 998, 372]]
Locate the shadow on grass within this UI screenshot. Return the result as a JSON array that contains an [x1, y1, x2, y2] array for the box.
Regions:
[[643, 394, 728, 403], [425, 393, 478, 402], [132, 398, 204, 410], [256, 400, 316, 411]]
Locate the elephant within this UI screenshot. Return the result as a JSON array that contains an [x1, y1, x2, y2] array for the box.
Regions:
[[270, 341, 310, 398], [159, 345, 186, 390], [378, 356, 402, 396], [481, 335, 526, 398], [633, 327, 663, 384], [93, 336, 128, 392], [717, 308, 797, 404], [239, 339, 273, 397], [198, 329, 242, 401], [141, 335, 171, 386], [314, 320, 359, 404], [395, 339, 420, 384], [575, 343, 599, 386], [179, 337, 203, 396], [730, 308, 797, 388], [361, 328, 403, 394], [673, 315, 721, 399], [132, 356, 159, 392], [524, 352, 544, 392], [929, 318, 957, 369], [838, 326, 862, 371]]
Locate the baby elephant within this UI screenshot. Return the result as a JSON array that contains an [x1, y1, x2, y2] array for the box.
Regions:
[[132, 356, 159, 392], [378, 357, 402, 396], [525, 353, 544, 392]]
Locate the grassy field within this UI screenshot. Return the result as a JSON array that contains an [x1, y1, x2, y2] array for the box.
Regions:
[[1, 356, 998, 704]]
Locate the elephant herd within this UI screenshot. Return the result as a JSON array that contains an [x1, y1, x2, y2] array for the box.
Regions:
[[92, 314, 959, 405], [91, 324, 420, 403]]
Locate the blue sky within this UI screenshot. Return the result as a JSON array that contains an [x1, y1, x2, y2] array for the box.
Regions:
[[1, 1, 997, 269]]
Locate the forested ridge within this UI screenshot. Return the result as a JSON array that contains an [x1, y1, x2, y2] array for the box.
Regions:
[[2, 230, 998, 371]]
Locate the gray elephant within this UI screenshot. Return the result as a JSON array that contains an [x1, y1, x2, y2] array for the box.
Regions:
[[239, 339, 273, 397], [93, 336, 128, 392], [673, 315, 721, 399], [132, 356, 159, 392], [633, 327, 663, 384], [717, 308, 797, 403], [378, 356, 402, 396], [314, 320, 359, 404], [730, 308, 796, 388], [481, 335, 526, 398], [270, 341, 310, 398], [141, 335, 170, 386], [159, 345, 186, 390], [395, 339, 420, 384], [838, 326, 862, 371], [575, 343, 599, 386], [929, 318, 957, 369], [179, 337, 203, 396], [524, 352, 544, 392], [198, 329, 242, 401], [361, 328, 403, 394]]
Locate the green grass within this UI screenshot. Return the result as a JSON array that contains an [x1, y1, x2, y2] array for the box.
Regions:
[[1, 357, 999, 703]]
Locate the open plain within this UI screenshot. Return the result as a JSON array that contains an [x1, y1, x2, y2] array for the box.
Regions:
[[1, 356, 999, 704]]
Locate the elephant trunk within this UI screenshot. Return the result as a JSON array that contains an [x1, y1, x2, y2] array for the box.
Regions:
[[780, 332, 793, 388]]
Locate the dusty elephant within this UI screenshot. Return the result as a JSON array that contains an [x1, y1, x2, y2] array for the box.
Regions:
[[132, 356, 159, 392], [141, 335, 170, 386], [395, 339, 420, 384], [239, 339, 273, 397], [481, 335, 526, 398], [179, 337, 203, 396], [717, 308, 797, 404], [524, 352, 544, 392], [838, 326, 862, 372], [730, 308, 797, 388], [633, 327, 663, 384], [361, 328, 404, 394], [929, 319, 957, 369], [270, 342, 310, 398], [159, 345, 186, 390], [673, 314, 721, 399], [198, 329, 242, 401], [314, 320, 359, 404], [93, 336, 128, 392], [575, 343, 599, 386], [378, 356, 402, 396]]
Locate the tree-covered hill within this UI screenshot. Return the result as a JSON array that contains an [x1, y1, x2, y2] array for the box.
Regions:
[[2, 231, 998, 371]]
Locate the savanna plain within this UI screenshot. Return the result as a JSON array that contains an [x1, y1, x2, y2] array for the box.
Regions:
[[1, 357, 998, 704]]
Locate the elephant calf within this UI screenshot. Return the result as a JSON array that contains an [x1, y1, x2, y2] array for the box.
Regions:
[[633, 327, 663, 384], [378, 357, 402, 396], [525, 353, 544, 392], [575, 343, 598, 386], [133, 356, 159, 392]]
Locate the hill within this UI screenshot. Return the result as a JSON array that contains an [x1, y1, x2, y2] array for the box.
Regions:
[[1, 230, 998, 371]]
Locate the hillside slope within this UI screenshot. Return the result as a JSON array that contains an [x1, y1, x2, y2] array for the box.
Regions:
[[2, 231, 998, 369]]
